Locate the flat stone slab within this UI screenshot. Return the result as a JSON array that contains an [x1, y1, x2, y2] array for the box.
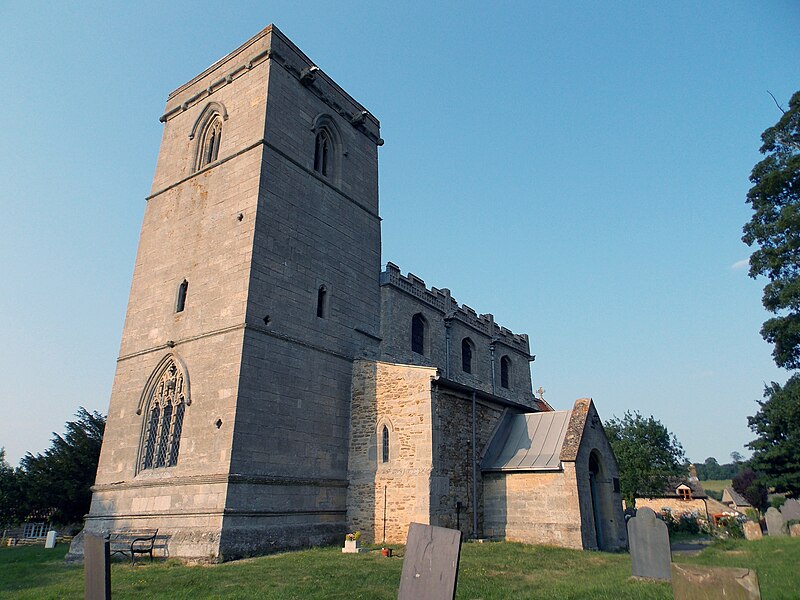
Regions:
[[743, 521, 763, 541], [671, 563, 760, 599], [628, 507, 671, 581], [398, 523, 462, 600]]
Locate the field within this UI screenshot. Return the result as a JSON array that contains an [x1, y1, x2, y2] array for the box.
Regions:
[[2, 538, 799, 599], [701, 479, 732, 493]]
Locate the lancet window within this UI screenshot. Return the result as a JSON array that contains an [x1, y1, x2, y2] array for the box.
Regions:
[[314, 129, 331, 176], [196, 115, 222, 171], [382, 425, 390, 463], [462, 338, 474, 374], [411, 313, 426, 355], [139, 359, 187, 471], [500, 355, 511, 388]]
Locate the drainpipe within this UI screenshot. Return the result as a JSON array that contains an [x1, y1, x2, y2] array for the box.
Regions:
[[471, 390, 478, 538], [489, 342, 496, 395]]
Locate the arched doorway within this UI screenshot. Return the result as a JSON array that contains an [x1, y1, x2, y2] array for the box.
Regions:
[[588, 451, 606, 550]]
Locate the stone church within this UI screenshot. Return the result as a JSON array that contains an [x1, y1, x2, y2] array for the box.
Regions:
[[73, 25, 626, 561]]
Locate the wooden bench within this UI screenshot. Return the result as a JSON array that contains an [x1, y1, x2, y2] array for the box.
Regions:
[[108, 529, 159, 564]]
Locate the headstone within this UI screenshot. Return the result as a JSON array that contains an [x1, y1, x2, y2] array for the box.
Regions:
[[84, 534, 111, 600], [790, 523, 800, 538], [742, 521, 763, 541], [45, 530, 57, 549], [398, 523, 462, 600], [627, 507, 671, 581], [780, 498, 800, 522], [671, 564, 761, 600], [765, 507, 787, 536]]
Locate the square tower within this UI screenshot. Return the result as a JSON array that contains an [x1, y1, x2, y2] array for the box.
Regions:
[[78, 25, 383, 561]]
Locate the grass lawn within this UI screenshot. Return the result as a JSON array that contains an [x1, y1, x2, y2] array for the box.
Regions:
[[1, 537, 798, 599], [701, 479, 732, 493]]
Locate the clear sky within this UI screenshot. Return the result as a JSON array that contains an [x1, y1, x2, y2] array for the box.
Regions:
[[1, 1, 798, 466]]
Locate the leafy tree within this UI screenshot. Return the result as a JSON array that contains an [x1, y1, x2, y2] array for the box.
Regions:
[[747, 376, 800, 498], [732, 468, 769, 512], [742, 90, 800, 369], [0, 449, 24, 529], [604, 411, 686, 506], [730, 451, 744, 465], [18, 408, 105, 526]]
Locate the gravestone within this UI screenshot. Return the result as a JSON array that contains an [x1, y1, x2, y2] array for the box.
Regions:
[[398, 523, 462, 600], [45, 530, 57, 549], [790, 523, 800, 537], [671, 564, 761, 600], [780, 498, 800, 522], [627, 507, 671, 581], [765, 507, 787, 536], [84, 534, 111, 600], [742, 521, 763, 541]]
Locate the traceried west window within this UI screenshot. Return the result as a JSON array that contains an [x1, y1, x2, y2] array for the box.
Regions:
[[462, 338, 474, 374], [139, 358, 188, 472], [314, 129, 332, 176], [411, 313, 426, 355], [500, 355, 511, 389]]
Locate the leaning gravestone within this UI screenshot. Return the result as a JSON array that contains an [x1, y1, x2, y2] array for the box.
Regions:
[[627, 507, 671, 581], [742, 521, 763, 541], [765, 507, 787, 537], [671, 564, 761, 600], [398, 523, 462, 600], [84, 534, 111, 600], [45, 530, 57, 549], [780, 498, 800, 522]]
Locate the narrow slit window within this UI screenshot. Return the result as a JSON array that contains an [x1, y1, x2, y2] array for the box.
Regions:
[[382, 425, 389, 463], [176, 280, 188, 313], [317, 285, 327, 318], [462, 338, 473, 374], [500, 356, 511, 389], [411, 313, 426, 355]]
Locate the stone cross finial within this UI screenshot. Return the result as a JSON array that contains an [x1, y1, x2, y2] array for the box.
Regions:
[[535, 387, 545, 400]]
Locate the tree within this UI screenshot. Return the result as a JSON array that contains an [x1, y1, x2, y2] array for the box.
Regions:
[[730, 451, 744, 465], [18, 408, 106, 526], [604, 411, 686, 506], [0, 449, 24, 530], [732, 468, 769, 512], [742, 90, 800, 369], [747, 376, 800, 498]]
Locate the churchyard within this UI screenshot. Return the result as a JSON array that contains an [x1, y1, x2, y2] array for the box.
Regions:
[[2, 537, 799, 599]]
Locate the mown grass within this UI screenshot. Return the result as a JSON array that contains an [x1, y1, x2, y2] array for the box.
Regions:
[[701, 479, 732, 493], [1, 537, 798, 600]]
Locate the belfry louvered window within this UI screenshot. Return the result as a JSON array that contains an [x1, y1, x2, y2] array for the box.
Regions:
[[139, 359, 187, 471]]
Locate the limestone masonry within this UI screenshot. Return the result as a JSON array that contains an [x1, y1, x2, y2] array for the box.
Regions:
[[70, 25, 626, 561]]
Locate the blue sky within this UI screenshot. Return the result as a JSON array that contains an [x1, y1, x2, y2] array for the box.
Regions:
[[1, 1, 798, 466]]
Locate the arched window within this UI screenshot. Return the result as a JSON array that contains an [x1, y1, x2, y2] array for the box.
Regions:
[[462, 338, 474, 374], [314, 129, 331, 176], [382, 425, 390, 463], [197, 116, 222, 170], [138, 357, 189, 472], [500, 355, 511, 389], [316, 285, 327, 318], [176, 280, 188, 313], [411, 313, 426, 355]]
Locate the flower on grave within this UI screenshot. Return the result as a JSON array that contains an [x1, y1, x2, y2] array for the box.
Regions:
[[345, 531, 361, 542]]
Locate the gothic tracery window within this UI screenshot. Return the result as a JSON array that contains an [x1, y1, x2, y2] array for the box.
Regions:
[[140, 359, 187, 472], [314, 129, 331, 176], [197, 115, 222, 171]]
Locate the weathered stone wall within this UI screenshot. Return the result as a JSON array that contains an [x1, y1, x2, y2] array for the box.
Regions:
[[430, 389, 505, 538], [483, 469, 584, 549], [379, 266, 535, 408], [347, 360, 437, 544]]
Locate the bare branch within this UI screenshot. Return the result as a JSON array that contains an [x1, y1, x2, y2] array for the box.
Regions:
[[767, 90, 786, 114]]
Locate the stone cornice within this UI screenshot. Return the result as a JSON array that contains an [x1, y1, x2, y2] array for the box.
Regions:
[[159, 25, 382, 146], [92, 472, 349, 493]]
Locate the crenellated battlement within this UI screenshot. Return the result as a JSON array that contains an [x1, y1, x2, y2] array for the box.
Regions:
[[380, 262, 530, 353]]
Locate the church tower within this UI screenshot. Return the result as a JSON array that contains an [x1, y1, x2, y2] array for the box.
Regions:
[[81, 25, 382, 560]]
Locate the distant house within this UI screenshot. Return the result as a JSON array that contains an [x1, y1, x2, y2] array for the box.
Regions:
[[721, 487, 751, 513], [634, 474, 710, 521]]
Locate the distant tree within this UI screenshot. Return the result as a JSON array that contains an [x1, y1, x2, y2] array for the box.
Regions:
[[732, 468, 769, 512], [742, 90, 800, 369], [0, 449, 24, 529], [19, 408, 105, 526], [604, 411, 686, 507], [747, 376, 800, 498], [730, 451, 744, 465]]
